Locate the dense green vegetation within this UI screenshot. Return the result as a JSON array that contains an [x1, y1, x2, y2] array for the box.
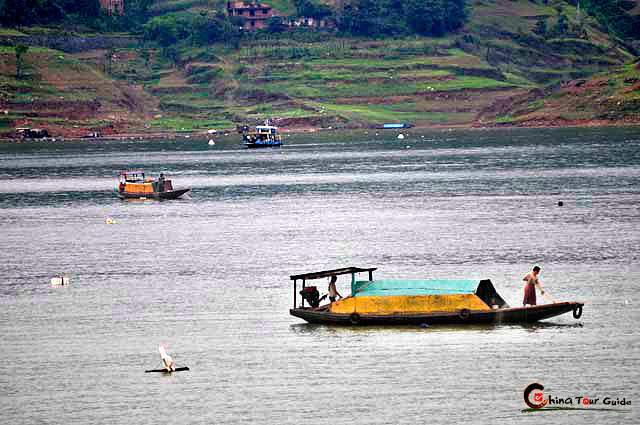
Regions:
[[0, 0, 153, 29], [333, 0, 468, 37], [0, 0, 100, 26], [143, 11, 240, 47], [580, 0, 640, 39], [139, 0, 469, 47]]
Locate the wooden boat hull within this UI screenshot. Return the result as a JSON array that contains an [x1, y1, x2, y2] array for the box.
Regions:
[[243, 142, 282, 148], [290, 301, 584, 326], [118, 188, 190, 200]]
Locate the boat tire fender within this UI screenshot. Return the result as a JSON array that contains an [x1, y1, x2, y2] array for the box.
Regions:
[[458, 308, 470, 320], [572, 305, 583, 319], [349, 313, 361, 325]]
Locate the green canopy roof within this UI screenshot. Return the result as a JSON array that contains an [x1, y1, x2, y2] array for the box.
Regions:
[[353, 279, 479, 297]]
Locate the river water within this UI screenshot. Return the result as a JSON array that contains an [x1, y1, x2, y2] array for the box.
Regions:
[[1, 127, 639, 424]]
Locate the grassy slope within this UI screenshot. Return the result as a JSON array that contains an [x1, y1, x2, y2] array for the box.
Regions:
[[459, 0, 639, 126], [0, 0, 638, 137], [477, 62, 640, 125], [0, 37, 158, 136]]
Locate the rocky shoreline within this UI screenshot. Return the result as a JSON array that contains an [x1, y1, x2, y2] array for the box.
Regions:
[[3, 119, 640, 144]]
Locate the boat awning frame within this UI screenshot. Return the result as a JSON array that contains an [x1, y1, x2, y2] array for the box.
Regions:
[[118, 170, 146, 182], [290, 267, 377, 281], [290, 267, 377, 309]]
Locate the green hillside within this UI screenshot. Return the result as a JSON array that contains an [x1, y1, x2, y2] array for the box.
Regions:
[[477, 61, 640, 125], [0, 37, 157, 137], [0, 0, 638, 137]]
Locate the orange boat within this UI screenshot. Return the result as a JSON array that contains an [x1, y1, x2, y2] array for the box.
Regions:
[[116, 171, 190, 200]]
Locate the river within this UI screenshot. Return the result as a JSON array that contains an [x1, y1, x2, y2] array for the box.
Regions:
[[1, 127, 638, 424]]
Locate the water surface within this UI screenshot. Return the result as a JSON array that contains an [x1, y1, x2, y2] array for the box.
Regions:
[[1, 127, 639, 424]]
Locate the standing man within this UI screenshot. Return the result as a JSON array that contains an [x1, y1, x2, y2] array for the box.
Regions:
[[328, 276, 342, 303], [523, 266, 545, 306], [158, 173, 165, 192]]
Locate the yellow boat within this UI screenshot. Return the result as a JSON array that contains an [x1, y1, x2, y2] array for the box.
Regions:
[[117, 171, 190, 200], [289, 267, 584, 325]]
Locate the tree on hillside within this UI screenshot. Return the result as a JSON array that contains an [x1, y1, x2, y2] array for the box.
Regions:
[[336, 0, 385, 36], [555, 13, 569, 35], [0, 0, 102, 26], [294, 0, 333, 19], [161, 45, 180, 68], [104, 47, 116, 74], [442, 0, 468, 33], [266, 16, 286, 33], [1, 0, 43, 26], [143, 12, 241, 47], [533, 17, 548, 35], [404, 0, 445, 36], [15, 44, 29, 78], [140, 48, 151, 70], [336, 0, 467, 37], [581, 0, 640, 40]]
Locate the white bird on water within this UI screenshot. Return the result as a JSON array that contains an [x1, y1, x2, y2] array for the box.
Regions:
[[159, 345, 176, 372]]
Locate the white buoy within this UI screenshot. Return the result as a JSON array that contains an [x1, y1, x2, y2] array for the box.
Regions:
[[50, 276, 68, 286], [208, 139, 215, 145], [397, 133, 405, 139]]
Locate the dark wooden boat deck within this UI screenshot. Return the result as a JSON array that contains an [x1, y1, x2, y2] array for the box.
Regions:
[[290, 301, 584, 326], [118, 188, 190, 200]]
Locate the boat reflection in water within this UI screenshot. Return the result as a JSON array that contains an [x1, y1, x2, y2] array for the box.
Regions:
[[289, 267, 584, 326], [116, 171, 190, 200]]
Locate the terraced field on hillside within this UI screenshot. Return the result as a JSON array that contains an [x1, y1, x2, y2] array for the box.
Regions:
[[0, 0, 638, 137]]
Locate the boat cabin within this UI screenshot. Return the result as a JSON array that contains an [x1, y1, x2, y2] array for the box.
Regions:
[[242, 124, 282, 147], [117, 171, 173, 194], [256, 125, 278, 135]]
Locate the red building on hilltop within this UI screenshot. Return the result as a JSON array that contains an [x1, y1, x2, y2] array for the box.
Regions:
[[227, 1, 274, 30], [99, 0, 124, 15]]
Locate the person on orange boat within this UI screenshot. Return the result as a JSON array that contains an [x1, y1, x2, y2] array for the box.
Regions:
[[328, 276, 342, 302], [523, 265, 545, 306], [158, 173, 165, 192]]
